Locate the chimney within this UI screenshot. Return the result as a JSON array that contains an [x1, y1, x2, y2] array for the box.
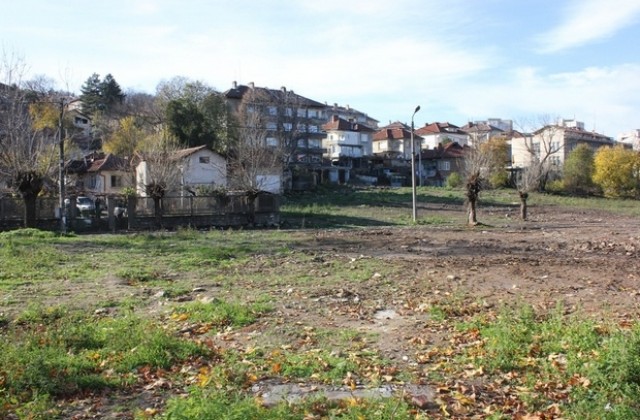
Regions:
[[232, 81, 237, 89], [281, 86, 286, 92], [249, 82, 255, 89]]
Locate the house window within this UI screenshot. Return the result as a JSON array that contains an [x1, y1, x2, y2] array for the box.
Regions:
[[283, 123, 293, 131], [532, 143, 541, 157], [266, 122, 277, 130], [285, 107, 293, 117], [297, 108, 306, 117], [199, 156, 210, 164], [308, 125, 318, 133], [438, 161, 451, 171], [267, 106, 277, 116], [266, 137, 278, 147], [111, 175, 123, 188], [88, 175, 97, 189]]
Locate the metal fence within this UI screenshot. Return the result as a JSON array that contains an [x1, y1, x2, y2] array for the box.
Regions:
[[0, 196, 58, 221], [0, 192, 280, 231]]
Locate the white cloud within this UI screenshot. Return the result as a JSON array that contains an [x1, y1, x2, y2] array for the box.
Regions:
[[451, 64, 640, 135], [535, 0, 640, 53], [131, 0, 161, 15]]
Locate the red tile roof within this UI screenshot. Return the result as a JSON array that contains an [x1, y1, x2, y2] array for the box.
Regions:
[[421, 142, 467, 159], [86, 153, 128, 172], [322, 115, 375, 132], [416, 122, 466, 136]]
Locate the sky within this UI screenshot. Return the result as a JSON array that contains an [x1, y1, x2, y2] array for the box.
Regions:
[[2, 0, 639, 137]]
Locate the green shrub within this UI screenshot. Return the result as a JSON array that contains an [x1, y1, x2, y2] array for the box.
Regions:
[[446, 172, 463, 188]]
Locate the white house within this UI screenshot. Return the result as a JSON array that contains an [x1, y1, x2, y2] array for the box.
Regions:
[[372, 122, 422, 160], [459, 121, 506, 146], [322, 115, 375, 162], [618, 129, 640, 151], [511, 119, 614, 168], [136, 145, 227, 196], [415, 122, 469, 150]]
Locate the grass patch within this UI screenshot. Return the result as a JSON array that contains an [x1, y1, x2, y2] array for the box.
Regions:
[[458, 305, 640, 418], [0, 306, 211, 415], [161, 387, 413, 420], [169, 298, 272, 329]]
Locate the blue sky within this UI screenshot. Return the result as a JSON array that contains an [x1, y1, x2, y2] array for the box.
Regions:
[[2, 0, 639, 136]]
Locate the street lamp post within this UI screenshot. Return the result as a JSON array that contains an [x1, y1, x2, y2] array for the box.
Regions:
[[410, 105, 421, 222]]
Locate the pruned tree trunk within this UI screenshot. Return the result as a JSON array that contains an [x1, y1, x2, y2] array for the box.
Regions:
[[22, 193, 38, 228], [152, 196, 163, 229], [468, 199, 478, 226], [519, 191, 528, 221], [466, 172, 481, 226], [17, 171, 44, 228], [146, 182, 166, 229], [246, 189, 260, 226]]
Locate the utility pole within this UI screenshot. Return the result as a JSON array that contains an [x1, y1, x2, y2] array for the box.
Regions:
[[58, 99, 66, 233]]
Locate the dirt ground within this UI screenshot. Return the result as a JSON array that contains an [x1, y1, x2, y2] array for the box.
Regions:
[[300, 205, 640, 317], [8, 204, 640, 418], [255, 204, 640, 364]]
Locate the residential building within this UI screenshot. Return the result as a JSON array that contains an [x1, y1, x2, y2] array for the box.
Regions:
[[136, 145, 227, 197], [224, 82, 327, 191], [66, 153, 131, 197], [460, 121, 506, 145], [420, 142, 467, 186], [482, 118, 513, 132], [618, 129, 640, 151], [325, 103, 379, 129], [322, 115, 375, 164], [511, 119, 614, 168], [415, 122, 469, 149], [372, 121, 423, 160], [173, 146, 227, 191]]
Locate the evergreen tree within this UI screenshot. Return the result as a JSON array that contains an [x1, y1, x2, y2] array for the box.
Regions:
[[79, 73, 125, 116], [79, 73, 103, 115], [101, 73, 125, 110]]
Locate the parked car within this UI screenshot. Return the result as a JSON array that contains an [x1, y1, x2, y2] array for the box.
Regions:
[[76, 196, 95, 212]]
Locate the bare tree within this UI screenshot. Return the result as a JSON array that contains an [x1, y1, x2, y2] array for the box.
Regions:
[[463, 145, 494, 226], [511, 117, 563, 220], [135, 131, 182, 227], [512, 116, 563, 190], [227, 84, 323, 191], [0, 53, 59, 227], [227, 92, 284, 194]]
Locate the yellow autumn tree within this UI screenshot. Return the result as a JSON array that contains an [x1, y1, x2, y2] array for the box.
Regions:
[[593, 145, 640, 198], [102, 116, 144, 158], [479, 136, 510, 188]]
